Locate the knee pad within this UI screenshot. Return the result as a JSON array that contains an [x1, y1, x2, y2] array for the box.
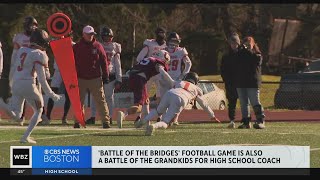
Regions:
[[144, 98, 150, 105], [35, 100, 44, 110]]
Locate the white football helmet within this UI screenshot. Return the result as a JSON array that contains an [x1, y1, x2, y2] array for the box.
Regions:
[[151, 49, 170, 64]]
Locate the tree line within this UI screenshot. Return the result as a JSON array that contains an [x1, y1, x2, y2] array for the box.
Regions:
[[1, 3, 319, 77]]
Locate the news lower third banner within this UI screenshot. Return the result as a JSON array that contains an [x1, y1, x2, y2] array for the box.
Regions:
[[10, 146, 310, 175]]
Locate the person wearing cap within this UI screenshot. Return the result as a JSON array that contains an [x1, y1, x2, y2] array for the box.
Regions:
[[220, 32, 240, 129], [73, 25, 111, 129], [85, 26, 123, 125], [134, 27, 167, 123]]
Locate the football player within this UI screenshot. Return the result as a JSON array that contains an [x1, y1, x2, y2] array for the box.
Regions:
[[9, 16, 38, 89], [9, 16, 49, 124], [156, 32, 192, 125], [134, 72, 220, 136], [86, 26, 122, 125], [117, 49, 172, 128], [135, 27, 167, 122], [0, 29, 62, 143]]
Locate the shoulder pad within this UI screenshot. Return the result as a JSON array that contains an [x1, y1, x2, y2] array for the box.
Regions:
[[34, 50, 49, 65], [180, 47, 188, 56], [12, 34, 18, 43], [143, 39, 155, 46], [113, 42, 121, 53]]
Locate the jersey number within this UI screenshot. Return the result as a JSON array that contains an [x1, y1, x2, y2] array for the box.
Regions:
[[169, 59, 179, 71], [139, 59, 150, 65], [17, 52, 27, 71]]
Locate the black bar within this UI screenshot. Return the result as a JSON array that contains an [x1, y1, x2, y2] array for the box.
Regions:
[[0, 168, 319, 176], [10, 168, 32, 176]]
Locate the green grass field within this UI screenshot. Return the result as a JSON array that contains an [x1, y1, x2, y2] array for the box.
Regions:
[[0, 120, 319, 168], [199, 75, 281, 82]]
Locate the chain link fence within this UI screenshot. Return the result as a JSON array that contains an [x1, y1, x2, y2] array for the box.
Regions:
[[113, 78, 320, 111], [2, 77, 320, 111]]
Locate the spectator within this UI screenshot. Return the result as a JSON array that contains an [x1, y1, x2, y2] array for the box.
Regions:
[[73, 25, 111, 128], [220, 33, 240, 128], [235, 36, 265, 129]]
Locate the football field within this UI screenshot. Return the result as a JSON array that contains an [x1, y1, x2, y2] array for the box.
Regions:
[[0, 120, 319, 168]]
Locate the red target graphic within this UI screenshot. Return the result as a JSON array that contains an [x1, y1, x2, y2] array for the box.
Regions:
[[47, 13, 72, 38]]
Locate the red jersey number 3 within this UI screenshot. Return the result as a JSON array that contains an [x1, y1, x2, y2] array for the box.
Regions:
[[17, 52, 27, 71]]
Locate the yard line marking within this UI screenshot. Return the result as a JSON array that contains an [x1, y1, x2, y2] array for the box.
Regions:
[[0, 128, 137, 144], [210, 144, 320, 152], [0, 125, 134, 131], [0, 131, 102, 144], [209, 144, 295, 146], [310, 148, 320, 151]]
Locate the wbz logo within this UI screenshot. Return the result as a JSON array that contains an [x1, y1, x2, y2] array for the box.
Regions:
[[10, 146, 32, 168]]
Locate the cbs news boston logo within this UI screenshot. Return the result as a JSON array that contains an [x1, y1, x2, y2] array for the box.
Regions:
[[10, 146, 32, 168]]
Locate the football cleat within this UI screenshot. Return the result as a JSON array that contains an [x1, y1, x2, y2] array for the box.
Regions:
[[20, 137, 37, 144], [145, 124, 155, 136]]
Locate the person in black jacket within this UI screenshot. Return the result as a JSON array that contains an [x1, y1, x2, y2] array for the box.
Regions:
[[220, 33, 239, 128], [235, 36, 265, 129]]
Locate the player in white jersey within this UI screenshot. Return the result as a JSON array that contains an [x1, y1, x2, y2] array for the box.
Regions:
[[86, 26, 122, 125], [156, 32, 192, 124], [134, 72, 220, 136], [136, 27, 167, 62], [166, 32, 192, 81], [9, 16, 39, 123], [9, 16, 38, 88], [0, 29, 61, 143], [135, 27, 167, 121]]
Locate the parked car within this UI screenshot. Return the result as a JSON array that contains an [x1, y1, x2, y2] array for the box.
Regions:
[[192, 80, 227, 110], [274, 60, 320, 110], [114, 77, 227, 110], [299, 59, 320, 73]]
